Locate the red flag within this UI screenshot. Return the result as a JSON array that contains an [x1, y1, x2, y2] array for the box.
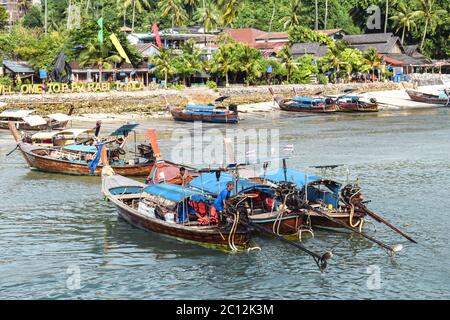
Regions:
[[152, 22, 163, 48]]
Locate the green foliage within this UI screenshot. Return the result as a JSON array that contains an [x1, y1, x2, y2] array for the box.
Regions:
[[291, 54, 319, 84], [288, 25, 333, 46], [22, 5, 44, 29], [206, 80, 217, 89], [0, 6, 8, 30], [0, 76, 13, 86]]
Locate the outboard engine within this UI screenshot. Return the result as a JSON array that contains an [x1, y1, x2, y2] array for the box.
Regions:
[[137, 143, 155, 161], [369, 97, 377, 104], [228, 104, 238, 114], [324, 97, 333, 105]]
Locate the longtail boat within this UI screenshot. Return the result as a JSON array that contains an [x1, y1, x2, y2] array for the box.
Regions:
[[170, 104, 239, 123], [269, 88, 338, 113], [259, 163, 416, 246], [188, 171, 305, 236], [406, 89, 450, 105], [169, 96, 239, 123], [9, 122, 155, 176], [102, 171, 251, 251], [335, 95, 379, 112], [0, 107, 74, 131]]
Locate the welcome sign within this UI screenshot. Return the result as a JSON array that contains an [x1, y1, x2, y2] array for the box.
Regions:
[[0, 82, 155, 95]]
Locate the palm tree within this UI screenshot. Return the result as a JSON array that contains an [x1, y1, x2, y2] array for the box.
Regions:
[[277, 46, 297, 83], [79, 43, 122, 82], [280, 0, 302, 30], [219, 0, 240, 26], [237, 45, 263, 85], [184, 0, 200, 18], [158, 0, 188, 29], [390, 2, 417, 45], [363, 48, 381, 81], [324, 0, 328, 29], [413, 0, 447, 49], [124, 0, 150, 31], [151, 48, 176, 88], [17, 0, 32, 14], [196, 0, 219, 33], [211, 44, 238, 87]]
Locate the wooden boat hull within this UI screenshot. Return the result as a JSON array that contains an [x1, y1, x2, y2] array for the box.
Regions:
[[103, 175, 250, 250], [275, 97, 339, 113], [406, 89, 449, 105], [170, 108, 239, 123], [337, 102, 379, 112], [18, 143, 153, 176], [249, 213, 303, 235], [307, 211, 366, 232]]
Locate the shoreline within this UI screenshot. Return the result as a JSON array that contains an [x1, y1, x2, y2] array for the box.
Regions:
[[1, 82, 448, 121]]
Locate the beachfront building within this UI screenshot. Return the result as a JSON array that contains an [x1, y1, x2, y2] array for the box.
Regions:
[[1, 59, 35, 83], [343, 33, 431, 75], [69, 61, 153, 85]]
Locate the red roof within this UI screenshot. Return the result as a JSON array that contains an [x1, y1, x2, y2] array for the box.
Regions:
[[380, 54, 404, 66], [224, 28, 266, 45], [255, 31, 289, 41]]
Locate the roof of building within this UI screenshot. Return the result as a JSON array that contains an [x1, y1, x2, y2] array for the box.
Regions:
[[2, 60, 35, 74], [136, 43, 160, 55], [255, 31, 289, 41], [343, 33, 404, 54], [224, 28, 266, 45], [384, 53, 431, 66], [291, 42, 329, 58]]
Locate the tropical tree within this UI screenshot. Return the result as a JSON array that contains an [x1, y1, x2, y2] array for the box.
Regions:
[[22, 5, 43, 29], [123, 0, 150, 31], [79, 42, 122, 81], [277, 45, 297, 83], [172, 39, 203, 85], [17, 0, 32, 14], [413, 0, 447, 49], [151, 48, 176, 88], [324, 0, 328, 30], [195, 0, 220, 33], [158, 0, 188, 29], [280, 0, 302, 30], [314, 0, 318, 30], [0, 6, 9, 30], [236, 44, 264, 85], [210, 43, 238, 87], [384, 0, 389, 33], [219, 0, 240, 26], [362, 48, 382, 81], [291, 54, 318, 84], [390, 2, 417, 45]]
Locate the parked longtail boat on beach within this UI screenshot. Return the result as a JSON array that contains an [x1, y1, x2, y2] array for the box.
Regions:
[[101, 171, 251, 251], [406, 89, 450, 105], [8, 122, 156, 176], [335, 95, 379, 112], [0, 107, 74, 131], [169, 96, 239, 123], [269, 88, 338, 113]]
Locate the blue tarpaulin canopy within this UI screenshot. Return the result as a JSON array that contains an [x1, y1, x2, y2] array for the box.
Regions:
[[185, 105, 215, 112], [144, 183, 207, 203], [63, 144, 97, 153], [188, 172, 260, 196], [109, 122, 139, 136], [261, 168, 321, 187]]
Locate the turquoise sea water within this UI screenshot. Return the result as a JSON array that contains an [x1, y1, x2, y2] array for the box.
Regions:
[[0, 108, 449, 299]]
